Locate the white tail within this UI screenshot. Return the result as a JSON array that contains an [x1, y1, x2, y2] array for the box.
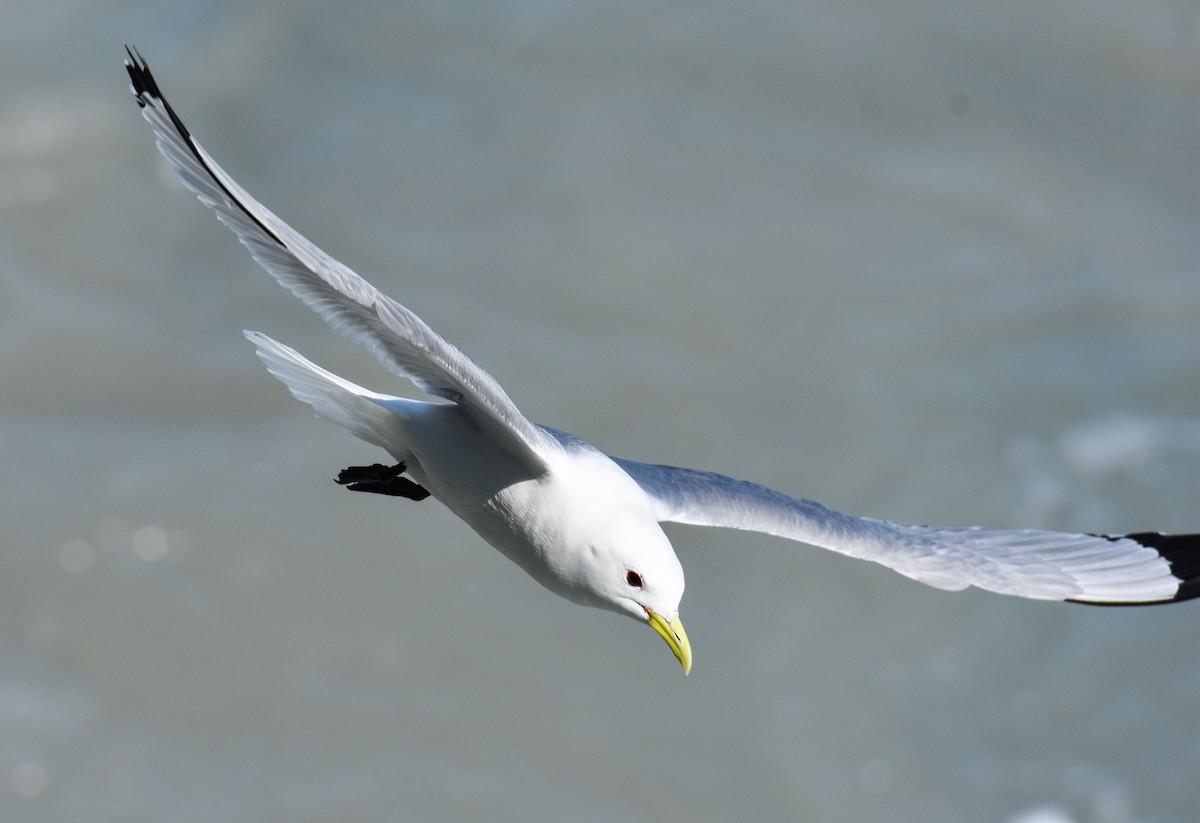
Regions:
[[245, 330, 410, 455]]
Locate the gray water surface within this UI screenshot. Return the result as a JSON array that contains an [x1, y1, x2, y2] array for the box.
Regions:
[[3, 2, 1199, 821]]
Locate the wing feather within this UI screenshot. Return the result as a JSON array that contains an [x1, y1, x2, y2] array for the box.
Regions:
[[615, 458, 1199, 604], [125, 47, 553, 472]]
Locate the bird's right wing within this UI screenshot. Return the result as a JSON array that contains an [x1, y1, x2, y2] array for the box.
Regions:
[[615, 458, 1200, 605], [125, 47, 555, 473]]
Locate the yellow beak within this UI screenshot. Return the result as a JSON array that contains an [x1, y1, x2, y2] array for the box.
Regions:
[[646, 610, 692, 675]]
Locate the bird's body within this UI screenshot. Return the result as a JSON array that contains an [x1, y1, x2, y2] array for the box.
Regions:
[[125, 47, 1198, 674], [250, 328, 684, 621]]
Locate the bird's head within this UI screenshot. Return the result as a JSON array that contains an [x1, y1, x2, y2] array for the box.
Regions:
[[526, 449, 692, 673], [583, 517, 691, 675]]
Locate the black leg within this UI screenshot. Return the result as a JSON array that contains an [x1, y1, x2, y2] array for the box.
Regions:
[[335, 462, 431, 501], [336, 462, 406, 485]]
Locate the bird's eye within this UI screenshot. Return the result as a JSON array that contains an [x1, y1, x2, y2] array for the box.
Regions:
[[625, 570, 643, 588]]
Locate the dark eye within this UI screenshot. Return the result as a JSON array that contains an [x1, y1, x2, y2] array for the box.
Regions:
[[625, 570, 643, 588]]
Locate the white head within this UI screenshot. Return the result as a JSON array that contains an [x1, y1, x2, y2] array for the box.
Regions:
[[543, 494, 690, 674], [498, 448, 693, 673], [585, 516, 692, 674]]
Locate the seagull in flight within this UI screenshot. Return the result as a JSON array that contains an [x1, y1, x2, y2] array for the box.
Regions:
[[125, 47, 1198, 674]]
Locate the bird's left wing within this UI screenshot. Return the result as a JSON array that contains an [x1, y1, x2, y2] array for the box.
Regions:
[[124, 47, 555, 473], [614, 458, 1200, 604]]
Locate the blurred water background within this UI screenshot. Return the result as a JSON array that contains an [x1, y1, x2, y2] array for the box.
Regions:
[[2, 2, 1198, 821]]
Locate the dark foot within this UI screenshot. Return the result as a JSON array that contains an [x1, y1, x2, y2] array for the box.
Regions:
[[336, 462, 405, 485], [335, 462, 431, 501]]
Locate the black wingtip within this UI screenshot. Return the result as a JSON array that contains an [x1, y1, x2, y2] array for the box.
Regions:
[[123, 45, 289, 250], [1071, 532, 1200, 606], [124, 44, 155, 108], [123, 45, 195, 142], [1125, 532, 1200, 604]]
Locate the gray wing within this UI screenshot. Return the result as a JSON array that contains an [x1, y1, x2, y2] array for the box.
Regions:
[[614, 458, 1200, 604], [125, 47, 554, 473]]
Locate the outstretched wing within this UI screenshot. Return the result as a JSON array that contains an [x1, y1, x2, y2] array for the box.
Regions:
[[124, 47, 555, 473], [614, 459, 1200, 604]]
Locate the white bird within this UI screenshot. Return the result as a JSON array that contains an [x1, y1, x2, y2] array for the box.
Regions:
[[126, 47, 1198, 674]]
